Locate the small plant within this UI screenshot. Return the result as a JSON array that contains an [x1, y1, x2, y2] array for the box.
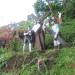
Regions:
[[10, 38, 22, 52]]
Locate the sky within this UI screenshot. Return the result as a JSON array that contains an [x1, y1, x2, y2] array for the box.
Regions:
[[0, 0, 36, 27]]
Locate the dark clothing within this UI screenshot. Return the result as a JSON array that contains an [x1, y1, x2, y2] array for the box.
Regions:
[[24, 34, 32, 43]]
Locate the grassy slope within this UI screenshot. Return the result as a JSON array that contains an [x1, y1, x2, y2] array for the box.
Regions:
[[61, 19, 75, 46], [50, 47, 75, 75], [21, 47, 75, 75], [1, 19, 75, 75], [0, 48, 75, 75], [0, 48, 14, 69]]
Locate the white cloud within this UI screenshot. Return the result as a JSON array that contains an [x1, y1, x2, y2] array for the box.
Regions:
[[0, 0, 36, 27]]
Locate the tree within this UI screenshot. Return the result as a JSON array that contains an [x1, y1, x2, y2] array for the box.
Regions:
[[18, 21, 33, 30], [34, 0, 63, 17], [27, 14, 37, 24], [49, 3, 63, 13], [63, 0, 75, 18], [34, 0, 49, 17]]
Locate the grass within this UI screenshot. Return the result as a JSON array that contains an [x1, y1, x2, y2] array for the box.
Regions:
[[50, 47, 75, 75], [20, 47, 75, 75], [0, 48, 15, 69], [0, 47, 75, 75]]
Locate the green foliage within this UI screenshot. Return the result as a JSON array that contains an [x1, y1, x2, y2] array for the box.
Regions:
[[18, 21, 33, 30], [34, 0, 63, 16], [0, 72, 17, 75], [61, 19, 75, 46], [1, 47, 75, 75], [50, 47, 75, 75], [20, 51, 51, 75], [21, 65, 38, 75], [63, 0, 75, 18], [34, 0, 47, 14], [10, 38, 22, 51], [49, 3, 63, 13], [45, 33, 53, 49], [0, 49, 13, 69]]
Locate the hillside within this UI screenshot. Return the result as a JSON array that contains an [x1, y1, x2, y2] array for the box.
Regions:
[[0, 0, 75, 74], [0, 47, 75, 75], [0, 18, 75, 75]]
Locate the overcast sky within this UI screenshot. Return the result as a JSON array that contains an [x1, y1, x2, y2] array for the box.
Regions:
[[0, 0, 36, 27]]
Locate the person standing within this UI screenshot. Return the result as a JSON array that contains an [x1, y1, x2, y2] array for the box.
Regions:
[[51, 21, 61, 50], [23, 27, 32, 53]]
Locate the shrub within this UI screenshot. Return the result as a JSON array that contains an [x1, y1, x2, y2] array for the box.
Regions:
[[45, 33, 53, 49], [61, 19, 75, 46], [10, 38, 22, 51]]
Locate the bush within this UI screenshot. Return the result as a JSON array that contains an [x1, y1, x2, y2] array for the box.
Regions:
[[61, 19, 75, 46], [10, 38, 22, 51], [45, 33, 53, 49], [63, 0, 75, 19]]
